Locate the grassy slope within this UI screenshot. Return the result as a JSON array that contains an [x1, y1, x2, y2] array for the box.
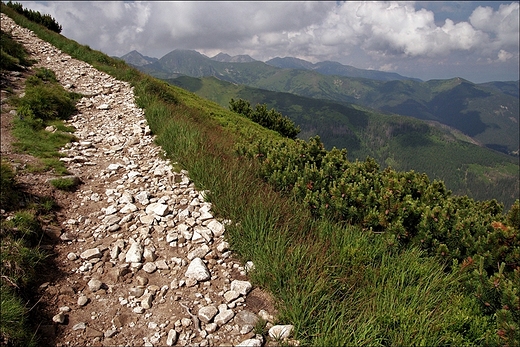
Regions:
[[167, 75, 519, 210], [2, 5, 515, 346]]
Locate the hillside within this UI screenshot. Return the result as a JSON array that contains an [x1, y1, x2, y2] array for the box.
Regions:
[[122, 49, 520, 156], [167, 75, 519, 210]]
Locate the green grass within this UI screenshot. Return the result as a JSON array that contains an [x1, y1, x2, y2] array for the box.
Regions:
[[0, 163, 49, 347], [0, 286, 37, 347], [2, 5, 516, 346], [49, 177, 78, 191], [0, 29, 35, 71], [7, 66, 78, 175]]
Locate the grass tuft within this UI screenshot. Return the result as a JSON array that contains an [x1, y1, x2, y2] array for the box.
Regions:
[[49, 176, 79, 191]]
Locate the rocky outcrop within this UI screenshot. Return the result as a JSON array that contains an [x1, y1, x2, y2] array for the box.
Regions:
[[1, 13, 297, 347]]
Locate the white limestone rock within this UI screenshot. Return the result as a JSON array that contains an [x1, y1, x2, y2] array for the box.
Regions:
[[231, 280, 252, 296], [145, 202, 169, 217], [125, 242, 143, 263], [198, 305, 218, 324], [80, 248, 101, 260], [214, 309, 234, 326], [269, 325, 294, 340], [185, 257, 210, 282]]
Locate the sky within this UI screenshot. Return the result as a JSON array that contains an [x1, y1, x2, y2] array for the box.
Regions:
[[17, 1, 520, 84]]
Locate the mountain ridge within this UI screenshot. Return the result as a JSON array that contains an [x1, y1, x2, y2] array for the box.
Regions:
[[265, 56, 422, 82], [119, 49, 519, 155], [121, 49, 419, 82]]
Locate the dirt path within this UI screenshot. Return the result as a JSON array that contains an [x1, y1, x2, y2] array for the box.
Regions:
[[1, 13, 290, 347]]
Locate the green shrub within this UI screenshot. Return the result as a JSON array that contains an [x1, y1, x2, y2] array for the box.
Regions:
[[230, 98, 301, 139], [243, 134, 519, 344], [17, 68, 77, 121], [5, 1, 61, 33]]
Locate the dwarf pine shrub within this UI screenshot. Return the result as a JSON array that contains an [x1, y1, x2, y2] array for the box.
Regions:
[[230, 98, 300, 139]]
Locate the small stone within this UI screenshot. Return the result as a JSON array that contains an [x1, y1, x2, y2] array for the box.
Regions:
[[205, 322, 218, 333], [216, 241, 229, 253], [133, 306, 145, 314], [87, 279, 103, 292], [181, 317, 192, 327], [241, 324, 254, 334], [52, 312, 65, 324], [77, 295, 89, 306], [136, 276, 149, 286], [107, 163, 121, 171], [231, 280, 252, 296], [72, 322, 86, 331], [67, 252, 78, 261], [224, 290, 240, 303], [245, 261, 255, 273], [235, 310, 259, 328], [135, 191, 150, 204], [187, 244, 210, 260], [214, 309, 234, 326], [207, 220, 225, 237], [125, 242, 143, 263], [166, 232, 178, 243], [185, 278, 197, 287], [198, 305, 218, 324], [143, 262, 157, 273], [104, 205, 118, 215], [143, 247, 157, 262], [139, 214, 155, 225], [141, 293, 154, 309], [185, 257, 210, 282], [236, 338, 262, 347], [120, 203, 138, 213], [119, 192, 134, 204], [107, 224, 120, 232], [155, 259, 169, 270], [104, 329, 117, 338], [166, 329, 178, 346], [80, 248, 101, 260], [129, 287, 145, 298], [110, 245, 121, 260], [269, 325, 294, 340], [145, 202, 169, 217]]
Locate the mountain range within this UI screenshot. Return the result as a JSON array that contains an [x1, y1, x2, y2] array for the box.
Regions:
[[120, 49, 418, 81], [120, 49, 519, 156]]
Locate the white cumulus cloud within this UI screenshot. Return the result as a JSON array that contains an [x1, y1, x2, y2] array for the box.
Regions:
[[16, 1, 520, 82]]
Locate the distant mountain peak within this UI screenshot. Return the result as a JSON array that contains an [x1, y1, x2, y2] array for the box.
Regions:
[[266, 57, 315, 70], [120, 50, 158, 67], [212, 52, 232, 61], [211, 52, 256, 63]]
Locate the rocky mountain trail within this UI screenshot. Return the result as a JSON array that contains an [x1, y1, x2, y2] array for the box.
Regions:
[[1, 13, 296, 347]]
